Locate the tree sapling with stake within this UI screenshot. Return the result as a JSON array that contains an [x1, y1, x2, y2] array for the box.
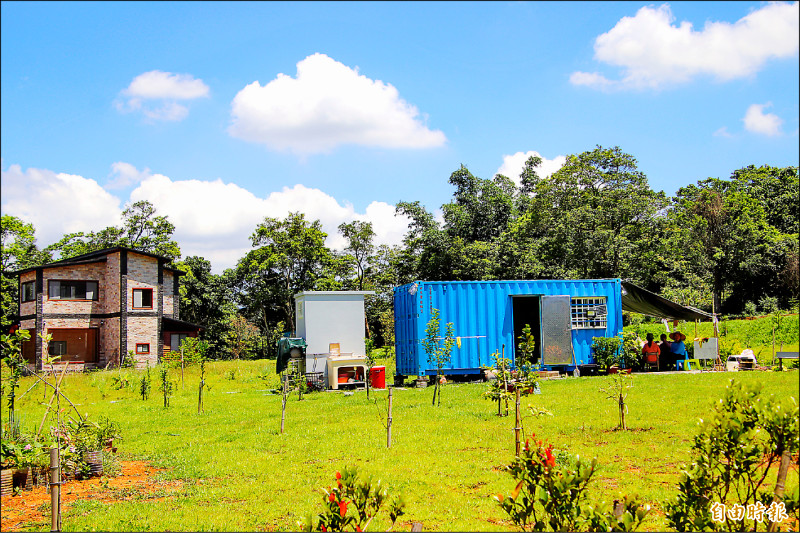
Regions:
[[422, 308, 455, 407], [139, 361, 151, 401], [599, 370, 634, 430], [159, 366, 174, 408]]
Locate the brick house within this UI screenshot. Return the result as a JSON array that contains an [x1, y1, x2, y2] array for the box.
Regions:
[[13, 247, 201, 371]]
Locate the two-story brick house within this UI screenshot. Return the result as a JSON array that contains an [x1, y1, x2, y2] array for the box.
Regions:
[[13, 247, 201, 370]]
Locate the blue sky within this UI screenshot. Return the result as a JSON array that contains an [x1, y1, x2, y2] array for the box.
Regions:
[[2, 1, 798, 272]]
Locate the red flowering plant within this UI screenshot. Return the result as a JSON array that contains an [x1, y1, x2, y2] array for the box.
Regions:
[[494, 434, 650, 532], [301, 467, 406, 532]]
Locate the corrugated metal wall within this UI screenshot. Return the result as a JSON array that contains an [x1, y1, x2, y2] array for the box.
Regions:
[[393, 279, 623, 376]]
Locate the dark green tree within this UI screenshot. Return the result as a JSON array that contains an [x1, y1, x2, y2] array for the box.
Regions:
[[667, 177, 789, 313], [1, 215, 51, 327], [174, 256, 237, 359], [338, 221, 375, 291], [236, 212, 332, 328], [44, 200, 181, 261], [521, 145, 666, 281]]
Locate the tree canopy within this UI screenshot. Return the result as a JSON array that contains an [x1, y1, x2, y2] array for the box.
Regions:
[[3, 150, 797, 353]]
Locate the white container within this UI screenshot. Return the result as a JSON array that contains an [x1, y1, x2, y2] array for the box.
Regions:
[[295, 291, 374, 384], [726, 353, 757, 371], [327, 354, 368, 390]]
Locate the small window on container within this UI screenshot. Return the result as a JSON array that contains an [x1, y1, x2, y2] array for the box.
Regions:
[[132, 288, 153, 309], [570, 297, 608, 329], [135, 343, 150, 354]]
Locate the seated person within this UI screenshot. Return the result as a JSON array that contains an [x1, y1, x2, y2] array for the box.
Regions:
[[641, 333, 660, 369], [658, 334, 672, 370], [669, 331, 688, 369]]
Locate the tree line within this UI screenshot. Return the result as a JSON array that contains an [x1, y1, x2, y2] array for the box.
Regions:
[[2, 145, 797, 359]]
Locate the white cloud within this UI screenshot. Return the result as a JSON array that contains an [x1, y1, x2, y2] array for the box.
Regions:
[[115, 70, 209, 122], [228, 53, 447, 154], [1, 164, 122, 245], [130, 176, 410, 269], [1, 162, 410, 273], [123, 70, 210, 100], [105, 162, 152, 190], [571, 2, 799, 90], [495, 151, 567, 186], [713, 126, 733, 138], [743, 102, 783, 136]]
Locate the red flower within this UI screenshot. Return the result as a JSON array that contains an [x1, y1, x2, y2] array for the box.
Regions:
[[329, 492, 336, 502], [545, 445, 555, 468], [335, 471, 342, 480], [337, 480, 342, 489], [339, 501, 348, 518], [321, 526, 327, 532], [356, 526, 362, 532]]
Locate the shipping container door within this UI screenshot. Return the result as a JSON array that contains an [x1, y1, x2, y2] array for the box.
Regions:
[[540, 295, 573, 365]]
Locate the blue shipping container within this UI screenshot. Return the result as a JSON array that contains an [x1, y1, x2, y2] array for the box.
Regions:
[[393, 279, 623, 377]]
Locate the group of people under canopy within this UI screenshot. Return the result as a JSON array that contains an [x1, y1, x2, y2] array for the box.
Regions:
[[640, 331, 689, 371], [620, 281, 714, 372]]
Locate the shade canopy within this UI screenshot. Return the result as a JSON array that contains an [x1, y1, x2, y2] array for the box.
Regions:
[[621, 281, 713, 321]]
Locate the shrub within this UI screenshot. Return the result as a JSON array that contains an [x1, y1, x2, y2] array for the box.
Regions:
[[495, 434, 650, 531], [591, 336, 622, 371], [301, 467, 405, 532], [665, 380, 799, 532]]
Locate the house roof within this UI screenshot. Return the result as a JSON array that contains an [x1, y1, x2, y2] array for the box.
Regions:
[[10, 246, 185, 276], [162, 316, 204, 332]]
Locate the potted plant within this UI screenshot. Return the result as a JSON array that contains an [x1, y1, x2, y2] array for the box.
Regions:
[[12, 442, 36, 491], [1, 441, 16, 496], [592, 336, 622, 374]]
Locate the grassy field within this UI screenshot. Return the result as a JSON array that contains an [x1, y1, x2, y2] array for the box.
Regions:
[[6, 357, 799, 532]]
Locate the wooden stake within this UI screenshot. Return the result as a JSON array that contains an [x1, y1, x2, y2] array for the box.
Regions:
[[771, 323, 776, 367], [49, 446, 61, 532], [181, 346, 185, 389], [502, 345, 509, 417], [387, 387, 393, 449], [514, 387, 521, 457], [280, 374, 287, 434]]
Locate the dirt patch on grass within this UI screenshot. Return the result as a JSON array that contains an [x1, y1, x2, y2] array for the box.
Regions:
[[0, 460, 184, 532]]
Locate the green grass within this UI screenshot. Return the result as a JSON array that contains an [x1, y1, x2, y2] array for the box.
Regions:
[[6, 358, 800, 532]]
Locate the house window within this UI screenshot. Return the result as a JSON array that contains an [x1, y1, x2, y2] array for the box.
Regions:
[[570, 297, 608, 329], [135, 343, 150, 354], [170, 333, 188, 352], [21, 281, 35, 303], [48, 341, 68, 356], [48, 280, 98, 300], [132, 288, 153, 309]]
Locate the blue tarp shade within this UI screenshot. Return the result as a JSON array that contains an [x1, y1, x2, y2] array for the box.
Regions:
[[621, 281, 713, 321], [276, 337, 307, 374]]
